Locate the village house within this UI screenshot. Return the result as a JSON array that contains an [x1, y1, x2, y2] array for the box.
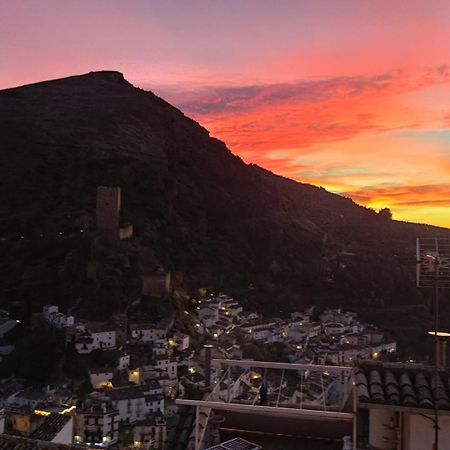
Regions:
[[133, 413, 168, 450], [42, 305, 74, 328], [3, 409, 74, 445], [130, 323, 167, 344], [197, 306, 219, 328], [74, 324, 117, 354], [117, 352, 130, 371], [74, 401, 120, 446], [95, 385, 164, 424], [153, 355, 177, 380], [89, 368, 114, 389], [173, 332, 190, 350]]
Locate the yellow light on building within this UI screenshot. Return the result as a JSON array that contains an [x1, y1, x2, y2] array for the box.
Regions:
[[34, 410, 51, 417], [60, 406, 76, 415]]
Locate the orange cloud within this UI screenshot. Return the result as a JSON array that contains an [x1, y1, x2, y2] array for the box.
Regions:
[[155, 66, 450, 227]]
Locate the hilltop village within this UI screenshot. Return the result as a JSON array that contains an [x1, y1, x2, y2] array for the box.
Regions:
[[0, 187, 397, 449]]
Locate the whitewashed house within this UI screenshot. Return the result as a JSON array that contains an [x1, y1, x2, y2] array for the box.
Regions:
[[130, 323, 166, 343], [174, 333, 190, 350], [89, 368, 114, 388]]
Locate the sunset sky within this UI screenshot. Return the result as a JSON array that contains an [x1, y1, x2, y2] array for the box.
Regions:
[[1, 1, 450, 227]]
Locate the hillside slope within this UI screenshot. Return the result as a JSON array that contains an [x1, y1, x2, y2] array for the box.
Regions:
[[0, 71, 448, 323]]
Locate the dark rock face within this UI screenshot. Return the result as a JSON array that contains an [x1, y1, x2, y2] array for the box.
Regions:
[[0, 71, 449, 321]]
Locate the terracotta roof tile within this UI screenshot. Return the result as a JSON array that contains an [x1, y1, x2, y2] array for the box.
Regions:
[[356, 362, 450, 411]]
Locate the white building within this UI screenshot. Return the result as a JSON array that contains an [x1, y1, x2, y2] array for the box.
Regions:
[[89, 368, 114, 389], [75, 325, 117, 354], [198, 307, 219, 323], [154, 356, 177, 380], [323, 322, 346, 336], [173, 332, 190, 350], [153, 338, 168, 356], [98, 387, 147, 423], [130, 323, 167, 343], [133, 414, 168, 450], [75, 402, 120, 446], [117, 353, 130, 371]]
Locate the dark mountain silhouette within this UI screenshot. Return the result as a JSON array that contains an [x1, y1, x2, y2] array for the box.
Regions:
[[1, 71, 449, 348]]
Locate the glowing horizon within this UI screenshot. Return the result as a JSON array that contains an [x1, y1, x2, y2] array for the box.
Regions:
[[1, 1, 450, 227]]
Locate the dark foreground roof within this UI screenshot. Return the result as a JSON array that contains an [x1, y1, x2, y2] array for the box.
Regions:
[[0, 435, 76, 450], [355, 362, 450, 410], [30, 414, 72, 442]]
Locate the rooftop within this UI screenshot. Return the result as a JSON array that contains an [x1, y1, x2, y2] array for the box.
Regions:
[[356, 361, 450, 411], [30, 414, 72, 442], [0, 435, 76, 450], [100, 386, 145, 401]]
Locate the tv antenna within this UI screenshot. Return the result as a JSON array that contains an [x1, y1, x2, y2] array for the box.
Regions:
[[416, 238, 450, 450]]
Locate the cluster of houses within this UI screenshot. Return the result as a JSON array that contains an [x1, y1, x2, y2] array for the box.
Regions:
[[193, 296, 396, 367], [0, 294, 398, 449], [0, 304, 196, 449]]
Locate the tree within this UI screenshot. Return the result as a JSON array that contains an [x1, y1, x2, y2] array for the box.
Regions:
[[378, 208, 392, 220]]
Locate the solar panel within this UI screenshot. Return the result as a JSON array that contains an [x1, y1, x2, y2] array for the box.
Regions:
[[205, 437, 262, 450], [416, 238, 450, 289]]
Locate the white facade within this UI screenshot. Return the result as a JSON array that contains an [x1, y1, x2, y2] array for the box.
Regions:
[[92, 330, 117, 350], [75, 406, 120, 445], [153, 338, 168, 355], [130, 325, 166, 343], [174, 333, 190, 350], [323, 322, 346, 335], [144, 395, 164, 414], [117, 354, 130, 371], [109, 396, 145, 423], [155, 357, 177, 379], [403, 413, 450, 450], [89, 369, 114, 388]]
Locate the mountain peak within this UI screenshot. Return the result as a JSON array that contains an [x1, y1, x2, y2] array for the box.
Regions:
[[85, 70, 127, 82], [0, 72, 449, 324]]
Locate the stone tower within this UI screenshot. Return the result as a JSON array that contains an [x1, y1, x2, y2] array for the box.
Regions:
[[96, 186, 121, 235]]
